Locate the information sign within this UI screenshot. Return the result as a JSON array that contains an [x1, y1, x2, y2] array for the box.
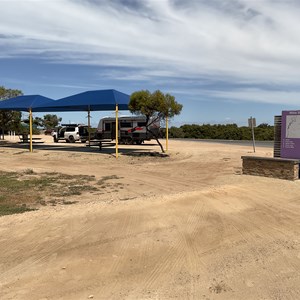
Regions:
[[281, 110, 300, 159], [248, 117, 256, 128]]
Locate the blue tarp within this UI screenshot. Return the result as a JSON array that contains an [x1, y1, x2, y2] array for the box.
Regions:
[[35, 89, 129, 112], [0, 95, 55, 112]]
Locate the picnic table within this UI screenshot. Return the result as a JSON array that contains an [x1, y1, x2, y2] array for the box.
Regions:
[[18, 134, 44, 143], [86, 139, 113, 150]]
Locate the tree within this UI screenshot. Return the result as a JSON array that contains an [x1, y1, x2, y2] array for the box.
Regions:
[[33, 117, 44, 127], [129, 90, 183, 152], [41, 114, 62, 129], [22, 116, 44, 129], [0, 86, 23, 139], [22, 114, 61, 129]]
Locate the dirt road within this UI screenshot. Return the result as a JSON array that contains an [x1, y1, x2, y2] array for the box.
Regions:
[[0, 138, 299, 299]]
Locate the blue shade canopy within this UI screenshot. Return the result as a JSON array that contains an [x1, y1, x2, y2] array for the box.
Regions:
[[35, 89, 129, 112], [0, 95, 55, 112]]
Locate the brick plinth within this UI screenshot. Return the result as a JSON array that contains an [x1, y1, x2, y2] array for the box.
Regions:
[[241, 156, 300, 181]]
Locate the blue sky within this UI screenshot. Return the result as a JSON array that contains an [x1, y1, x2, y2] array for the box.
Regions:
[[1, 0, 300, 127]]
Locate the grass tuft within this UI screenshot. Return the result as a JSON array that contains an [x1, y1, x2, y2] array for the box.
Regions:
[[0, 171, 99, 216], [0, 204, 36, 216]]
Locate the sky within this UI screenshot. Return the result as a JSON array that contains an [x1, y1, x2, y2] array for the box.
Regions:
[[1, 0, 300, 127]]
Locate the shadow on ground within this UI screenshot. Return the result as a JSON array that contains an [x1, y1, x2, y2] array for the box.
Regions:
[[0, 140, 161, 156]]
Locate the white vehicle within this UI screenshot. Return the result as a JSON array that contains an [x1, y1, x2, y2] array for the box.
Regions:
[[52, 124, 88, 143], [96, 115, 160, 144]]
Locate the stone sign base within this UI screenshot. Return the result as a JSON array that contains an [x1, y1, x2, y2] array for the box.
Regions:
[[242, 156, 300, 181]]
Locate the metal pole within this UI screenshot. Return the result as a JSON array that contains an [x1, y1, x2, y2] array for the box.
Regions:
[[251, 117, 256, 153], [116, 104, 119, 159], [29, 108, 33, 153], [88, 107, 91, 147], [166, 115, 169, 152]]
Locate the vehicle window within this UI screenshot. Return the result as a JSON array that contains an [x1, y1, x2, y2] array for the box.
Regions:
[[79, 127, 87, 134], [120, 122, 132, 128], [66, 127, 76, 132], [137, 122, 146, 127], [105, 123, 111, 131]]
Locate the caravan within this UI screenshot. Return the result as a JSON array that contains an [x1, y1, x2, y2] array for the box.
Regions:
[[96, 115, 160, 144]]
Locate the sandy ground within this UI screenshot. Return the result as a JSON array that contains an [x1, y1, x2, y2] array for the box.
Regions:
[[0, 135, 300, 300]]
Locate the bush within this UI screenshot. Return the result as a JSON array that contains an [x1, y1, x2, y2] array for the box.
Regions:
[[168, 123, 274, 141]]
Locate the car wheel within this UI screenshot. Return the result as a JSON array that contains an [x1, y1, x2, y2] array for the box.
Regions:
[[69, 135, 75, 143], [123, 138, 132, 145]]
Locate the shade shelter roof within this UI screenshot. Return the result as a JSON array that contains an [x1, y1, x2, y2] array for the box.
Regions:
[[0, 89, 130, 156], [35, 89, 129, 112], [0, 95, 55, 112]]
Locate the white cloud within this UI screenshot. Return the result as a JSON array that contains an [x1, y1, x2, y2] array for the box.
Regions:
[[204, 88, 300, 106], [1, 0, 300, 104]]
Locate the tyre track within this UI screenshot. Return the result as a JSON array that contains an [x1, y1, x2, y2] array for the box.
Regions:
[[169, 199, 207, 299], [129, 193, 224, 297]]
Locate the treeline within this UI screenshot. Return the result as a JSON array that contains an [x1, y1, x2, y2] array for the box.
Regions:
[[164, 123, 274, 141]]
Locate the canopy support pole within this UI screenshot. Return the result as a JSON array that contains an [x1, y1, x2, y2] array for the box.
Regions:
[[88, 106, 91, 147], [29, 108, 33, 153], [166, 115, 169, 152], [116, 104, 119, 159]]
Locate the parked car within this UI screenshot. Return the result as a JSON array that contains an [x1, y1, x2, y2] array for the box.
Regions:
[[52, 124, 88, 143]]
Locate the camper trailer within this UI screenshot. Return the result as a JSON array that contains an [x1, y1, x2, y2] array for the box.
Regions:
[[96, 115, 160, 144]]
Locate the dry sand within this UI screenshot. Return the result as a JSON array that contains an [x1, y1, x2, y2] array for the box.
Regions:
[[0, 136, 299, 299]]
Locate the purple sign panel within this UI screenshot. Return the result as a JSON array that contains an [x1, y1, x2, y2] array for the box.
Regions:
[[281, 110, 300, 159]]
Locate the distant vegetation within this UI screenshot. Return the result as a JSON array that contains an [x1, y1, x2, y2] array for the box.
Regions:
[[0, 86, 23, 138], [163, 123, 274, 141]]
